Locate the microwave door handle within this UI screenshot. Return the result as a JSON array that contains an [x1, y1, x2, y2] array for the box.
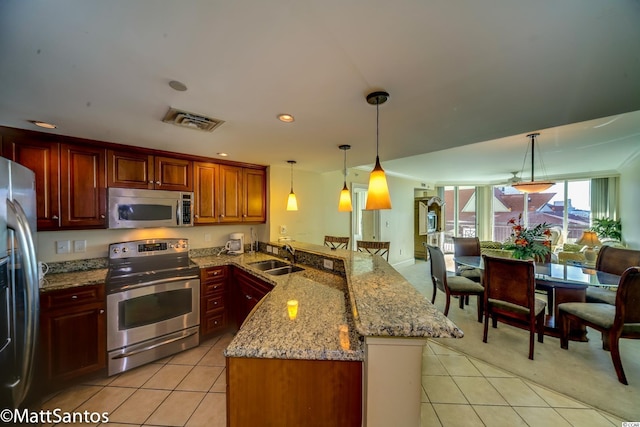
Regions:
[[6, 199, 39, 408], [176, 200, 180, 226]]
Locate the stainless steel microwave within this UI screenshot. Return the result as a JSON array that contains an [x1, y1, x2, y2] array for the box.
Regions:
[[108, 188, 193, 229]]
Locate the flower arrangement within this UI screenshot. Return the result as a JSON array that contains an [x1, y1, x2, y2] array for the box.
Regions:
[[503, 214, 552, 260]]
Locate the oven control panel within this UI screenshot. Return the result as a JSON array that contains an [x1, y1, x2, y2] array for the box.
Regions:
[[109, 239, 189, 259]]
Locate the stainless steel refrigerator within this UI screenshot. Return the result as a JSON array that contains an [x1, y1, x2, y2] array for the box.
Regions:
[[0, 157, 38, 409]]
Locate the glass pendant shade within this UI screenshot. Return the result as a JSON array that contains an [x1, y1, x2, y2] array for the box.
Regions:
[[286, 190, 298, 211], [286, 160, 298, 211], [365, 157, 392, 210], [338, 183, 352, 212], [365, 91, 392, 210]]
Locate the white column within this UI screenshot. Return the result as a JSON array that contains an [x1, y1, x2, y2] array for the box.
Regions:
[[363, 336, 428, 427]]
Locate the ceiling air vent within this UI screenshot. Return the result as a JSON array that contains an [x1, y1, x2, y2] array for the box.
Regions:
[[162, 107, 224, 132]]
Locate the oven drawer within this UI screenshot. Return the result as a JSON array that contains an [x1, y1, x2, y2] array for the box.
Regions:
[[41, 284, 104, 311]]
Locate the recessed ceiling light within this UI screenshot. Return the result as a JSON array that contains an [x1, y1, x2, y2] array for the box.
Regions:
[[169, 80, 188, 91], [217, 152, 229, 157], [30, 120, 57, 129], [277, 114, 295, 123]]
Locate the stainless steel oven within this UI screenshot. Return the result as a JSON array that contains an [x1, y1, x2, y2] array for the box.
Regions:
[[106, 239, 200, 375]]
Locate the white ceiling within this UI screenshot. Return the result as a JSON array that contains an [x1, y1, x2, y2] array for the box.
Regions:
[[1, 0, 639, 185]]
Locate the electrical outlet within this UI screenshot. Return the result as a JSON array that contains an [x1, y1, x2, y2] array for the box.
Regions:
[[74, 240, 87, 253], [323, 259, 334, 270], [266, 245, 273, 253], [204, 233, 212, 242], [56, 240, 71, 254], [280, 225, 287, 234]]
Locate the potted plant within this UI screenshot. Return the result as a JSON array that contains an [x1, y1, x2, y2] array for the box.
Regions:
[[503, 214, 552, 260], [592, 217, 622, 241]]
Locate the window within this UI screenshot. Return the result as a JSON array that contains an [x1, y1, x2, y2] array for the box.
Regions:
[[492, 179, 592, 243], [444, 186, 477, 237]]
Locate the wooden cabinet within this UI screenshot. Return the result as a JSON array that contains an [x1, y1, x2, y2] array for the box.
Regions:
[[2, 135, 107, 230], [108, 149, 192, 191], [195, 164, 266, 225], [218, 165, 266, 223], [2, 135, 60, 230], [193, 162, 219, 224], [40, 284, 106, 386], [233, 267, 273, 327], [200, 265, 229, 337], [60, 144, 107, 228], [227, 357, 362, 427]]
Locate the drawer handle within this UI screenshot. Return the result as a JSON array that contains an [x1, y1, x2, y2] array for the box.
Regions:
[[71, 295, 78, 299], [213, 271, 219, 276], [213, 301, 218, 305], [245, 294, 252, 300], [99, 309, 105, 314]]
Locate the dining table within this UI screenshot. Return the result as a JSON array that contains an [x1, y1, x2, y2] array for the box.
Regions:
[[454, 256, 620, 341]]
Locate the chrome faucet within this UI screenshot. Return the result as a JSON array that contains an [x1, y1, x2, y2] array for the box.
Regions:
[[283, 244, 296, 265]]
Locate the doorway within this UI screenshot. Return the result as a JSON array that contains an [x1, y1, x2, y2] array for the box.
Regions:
[[351, 184, 380, 250]]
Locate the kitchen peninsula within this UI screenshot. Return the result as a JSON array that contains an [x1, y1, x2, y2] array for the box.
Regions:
[[41, 241, 462, 427], [194, 241, 463, 427]]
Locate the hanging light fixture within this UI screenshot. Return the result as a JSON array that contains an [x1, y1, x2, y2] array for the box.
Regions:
[[512, 133, 554, 193], [365, 91, 392, 210], [286, 160, 298, 211], [338, 144, 353, 212]]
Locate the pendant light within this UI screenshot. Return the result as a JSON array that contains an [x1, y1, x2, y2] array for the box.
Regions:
[[365, 91, 392, 210], [338, 145, 353, 212], [286, 160, 298, 211], [512, 133, 554, 193]]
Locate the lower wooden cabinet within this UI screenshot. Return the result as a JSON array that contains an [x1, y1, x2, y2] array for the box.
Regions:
[[227, 357, 363, 427], [39, 284, 106, 387], [233, 267, 273, 327], [200, 266, 229, 337]]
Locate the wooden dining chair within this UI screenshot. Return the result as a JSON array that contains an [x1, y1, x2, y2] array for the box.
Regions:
[[482, 255, 546, 360], [324, 235, 350, 250], [559, 266, 640, 385], [586, 246, 640, 305], [356, 240, 390, 261], [427, 245, 484, 322], [453, 237, 482, 283]]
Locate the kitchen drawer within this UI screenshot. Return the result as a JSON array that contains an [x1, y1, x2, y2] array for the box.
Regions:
[[202, 312, 226, 334], [202, 292, 225, 314], [201, 265, 227, 283], [41, 284, 104, 311], [203, 280, 225, 295]]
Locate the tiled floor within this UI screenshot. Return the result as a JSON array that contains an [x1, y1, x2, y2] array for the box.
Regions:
[[40, 332, 624, 426]]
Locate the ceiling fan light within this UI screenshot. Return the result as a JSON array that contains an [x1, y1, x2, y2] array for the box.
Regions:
[[512, 181, 554, 193], [366, 157, 392, 210]]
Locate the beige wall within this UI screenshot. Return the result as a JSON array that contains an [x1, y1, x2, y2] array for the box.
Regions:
[[619, 152, 640, 249]]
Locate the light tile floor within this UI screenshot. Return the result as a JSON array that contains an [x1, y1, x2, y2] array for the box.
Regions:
[[39, 332, 623, 426]]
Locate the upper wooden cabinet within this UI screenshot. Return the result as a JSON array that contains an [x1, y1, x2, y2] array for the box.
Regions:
[[2, 135, 61, 230], [108, 150, 192, 191], [60, 144, 107, 228], [218, 165, 266, 223], [2, 135, 107, 230], [193, 161, 219, 224]]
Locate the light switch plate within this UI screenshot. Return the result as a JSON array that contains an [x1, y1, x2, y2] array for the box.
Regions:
[[74, 240, 87, 253], [56, 240, 71, 254], [323, 259, 334, 270]]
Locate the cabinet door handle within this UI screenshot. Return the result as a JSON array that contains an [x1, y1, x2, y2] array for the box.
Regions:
[[52, 215, 59, 220], [148, 180, 154, 184], [99, 309, 105, 314], [156, 181, 161, 185], [71, 295, 78, 299], [194, 214, 199, 218], [245, 294, 252, 300], [100, 214, 105, 219]]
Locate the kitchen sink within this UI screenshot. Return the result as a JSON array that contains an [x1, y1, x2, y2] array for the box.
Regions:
[[248, 259, 291, 271], [265, 265, 305, 276]]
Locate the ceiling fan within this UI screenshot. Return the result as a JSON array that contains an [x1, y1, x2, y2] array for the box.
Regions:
[[499, 171, 522, 186]]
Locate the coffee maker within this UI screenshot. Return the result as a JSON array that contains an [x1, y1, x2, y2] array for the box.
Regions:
[[225, 232, 244, 254]]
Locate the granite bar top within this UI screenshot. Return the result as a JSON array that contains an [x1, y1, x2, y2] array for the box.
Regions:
[[39, 242, 462, 363]]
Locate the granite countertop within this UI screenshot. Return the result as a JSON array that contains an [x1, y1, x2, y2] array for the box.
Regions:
[[39, 242, 462, 363]]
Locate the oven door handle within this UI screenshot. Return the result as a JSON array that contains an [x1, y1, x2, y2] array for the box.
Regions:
[[111, 328, 199, 360], [115, 275, 200, 293]]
